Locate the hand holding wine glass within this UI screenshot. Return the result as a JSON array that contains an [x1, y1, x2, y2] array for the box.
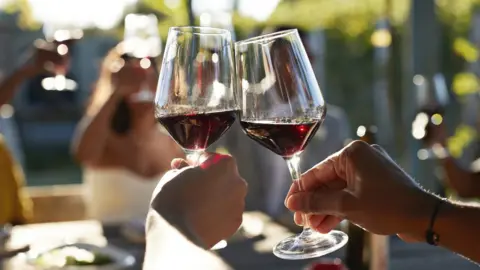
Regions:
[[235, 29, 348, 259], [111, 56, 158, 102], [25, 39, 66, 75], [152, 152, 247, 248], [42, 23, 82, 76]]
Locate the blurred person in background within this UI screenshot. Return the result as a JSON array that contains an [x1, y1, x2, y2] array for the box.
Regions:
[[0, 39, 65, 106], [71, 43, 184, 223], [423, 121, 480, 198], [0, 39, 65, 167], [0, 134, 32, 225], [0, 39, 62, 225]]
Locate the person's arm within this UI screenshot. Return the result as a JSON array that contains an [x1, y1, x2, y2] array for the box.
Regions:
[[409, 194, 480, 263], [0, 136, 32, 224], [71, 89, 123, 166], [0, 66, 37, 106], [143, 210, 231, 270], [439, 157, 480, 198]]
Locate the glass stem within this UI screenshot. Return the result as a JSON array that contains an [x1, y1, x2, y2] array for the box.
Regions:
[[184, 149, 203, 166], [285, 154, 314, 240]]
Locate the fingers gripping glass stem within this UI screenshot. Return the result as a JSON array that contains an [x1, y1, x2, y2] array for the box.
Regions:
[[286, 155, 318, 242], [274, 154, 348, 260]]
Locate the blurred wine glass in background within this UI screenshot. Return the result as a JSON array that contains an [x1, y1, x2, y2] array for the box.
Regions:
[[412, 73, 450, 160], [41, 22, 83, 92], [199, 10, 236, 40], [123, 13, 162, 103]]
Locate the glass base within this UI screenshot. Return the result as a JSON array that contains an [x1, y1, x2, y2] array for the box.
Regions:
[[273, 229, 348, 260]]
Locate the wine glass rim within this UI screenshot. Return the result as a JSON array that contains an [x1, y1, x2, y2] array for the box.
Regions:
[[169, 26, 231, 36], [235, 29, 298, 46]]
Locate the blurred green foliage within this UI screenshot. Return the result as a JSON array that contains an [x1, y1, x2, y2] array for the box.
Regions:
[[3, 0, 479, 38]]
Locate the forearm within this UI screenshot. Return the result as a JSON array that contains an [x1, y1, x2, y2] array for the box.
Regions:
[[0, 66, 37, 105], [144, 210, 229, 270], [71, 90, 123, 164], [410, 194, 480, 263]]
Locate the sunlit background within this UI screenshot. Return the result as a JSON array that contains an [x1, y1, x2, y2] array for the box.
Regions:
[[1, 0, 480, 269], [0, 0, 477, 186]]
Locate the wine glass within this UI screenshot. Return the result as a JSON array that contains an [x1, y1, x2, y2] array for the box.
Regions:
[[235, 29, 348, 260], [42, 22, 82, 91], [124, 13, 162, 59], [412, 74, 450, 160], [123, 13, 162, 103], [43, 23, 82, 75], [155, 26, 237, 163]]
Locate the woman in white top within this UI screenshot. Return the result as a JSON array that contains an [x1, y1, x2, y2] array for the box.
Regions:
[[71, 44, 184, 223]]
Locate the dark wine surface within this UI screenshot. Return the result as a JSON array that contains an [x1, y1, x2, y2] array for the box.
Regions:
[[240, 120, 321, 157], [157, 110, 237, 151]]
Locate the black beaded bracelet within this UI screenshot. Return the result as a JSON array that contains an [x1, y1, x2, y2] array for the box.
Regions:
[[425, 199, 444, 246]]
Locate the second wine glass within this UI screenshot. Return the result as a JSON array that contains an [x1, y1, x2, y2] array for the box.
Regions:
[[235, 29, 348, 260]]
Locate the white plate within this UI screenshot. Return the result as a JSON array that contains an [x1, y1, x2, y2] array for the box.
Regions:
[[26, 243, 136, 270]]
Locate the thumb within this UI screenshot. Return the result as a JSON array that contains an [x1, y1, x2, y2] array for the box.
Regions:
[[171, 158, 190, 169], [286, 190, 352, 215]]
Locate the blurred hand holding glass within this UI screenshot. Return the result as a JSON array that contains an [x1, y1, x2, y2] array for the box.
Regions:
[[412, 74, 450, 160], [41, 23, 82, 91], [43, 23, 82, 76], [235, 29, 348, 260], [123, 14, 162, 59], [122, 14, 162, 103]]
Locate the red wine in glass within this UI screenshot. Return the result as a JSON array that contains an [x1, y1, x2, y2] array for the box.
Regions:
[[240, 120, 322, 157], [157, 110, 237, 151]]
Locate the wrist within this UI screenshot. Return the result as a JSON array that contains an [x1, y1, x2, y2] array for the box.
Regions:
[[404, 190, 441, 242], [153, 198, 206, 248], [168, 212, 206, 248]]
